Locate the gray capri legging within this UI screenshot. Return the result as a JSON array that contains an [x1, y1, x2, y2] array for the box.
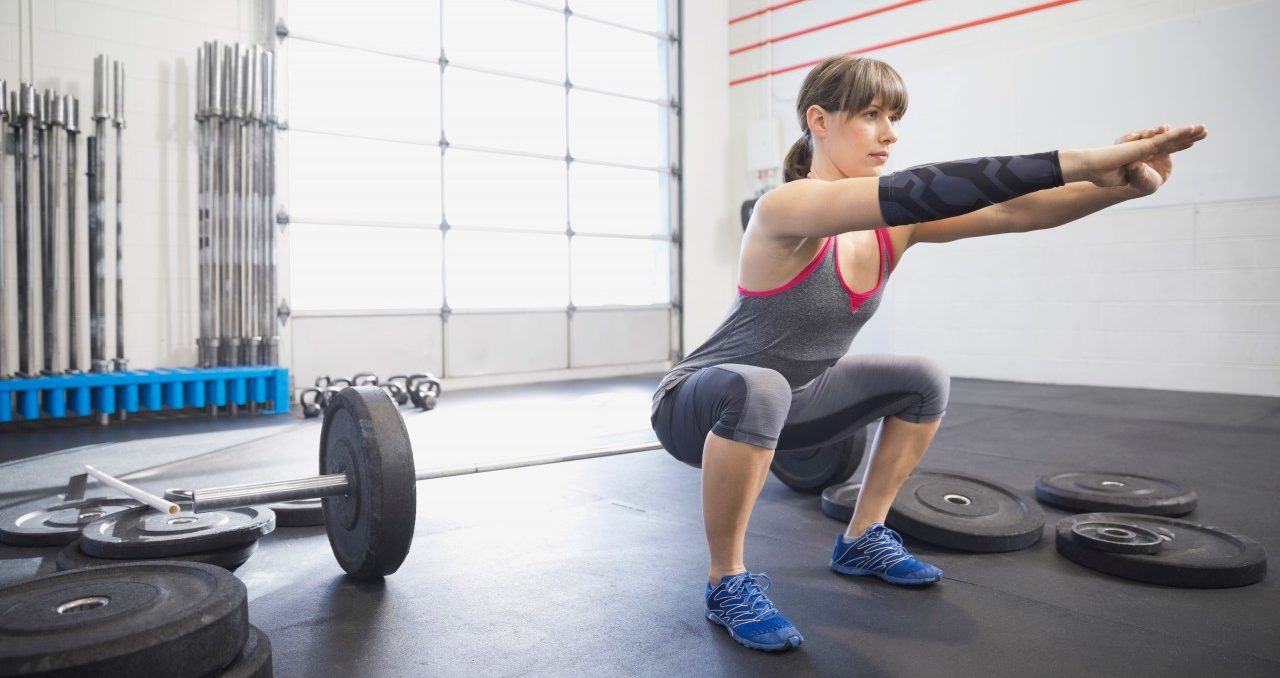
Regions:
[[651, 353, 950, 468]]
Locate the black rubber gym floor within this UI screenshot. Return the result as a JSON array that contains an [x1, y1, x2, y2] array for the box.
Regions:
[[2, 374, 1278, 677]]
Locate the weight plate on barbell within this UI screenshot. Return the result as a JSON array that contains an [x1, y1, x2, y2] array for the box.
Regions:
[[320, 386, 417, 580], [1056, 513, 1267, 588], [820, 481, 863, 523], [769, 428, 868, 494], [888, 471, 1044, 552], [1035, 471, 1197, 516], [1068, 519, 1164, 555], [0, 562, 248, 678], [79, 506, 276, 559], [268, 498, 325, 527], [0, 495, 143, 547], [56, 538, 260, 573]]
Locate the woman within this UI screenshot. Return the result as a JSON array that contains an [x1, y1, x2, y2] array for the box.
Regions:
[[649, 55, 1206, 653]]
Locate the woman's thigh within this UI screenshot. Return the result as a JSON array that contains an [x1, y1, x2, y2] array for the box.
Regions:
[[776, 353, 950, 452], [651, 364, 793, 468]]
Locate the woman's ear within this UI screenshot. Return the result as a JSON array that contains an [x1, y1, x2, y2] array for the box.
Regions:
[[806, 105, 830, 140]]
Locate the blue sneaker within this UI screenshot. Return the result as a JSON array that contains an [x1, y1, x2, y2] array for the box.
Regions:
[[704, 572, 803, 652], [830, 523, 943, 585]]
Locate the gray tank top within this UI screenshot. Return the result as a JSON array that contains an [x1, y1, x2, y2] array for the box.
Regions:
[[652, 228, 895, 415]]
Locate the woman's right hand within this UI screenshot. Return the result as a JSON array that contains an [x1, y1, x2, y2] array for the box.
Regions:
[[1070, 124, 1208, 188]]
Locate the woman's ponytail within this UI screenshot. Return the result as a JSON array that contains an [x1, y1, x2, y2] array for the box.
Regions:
[[782, 133, 812, 182]]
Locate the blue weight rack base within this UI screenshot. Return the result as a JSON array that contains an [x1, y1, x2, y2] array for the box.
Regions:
[[0, 366, 290, 424]]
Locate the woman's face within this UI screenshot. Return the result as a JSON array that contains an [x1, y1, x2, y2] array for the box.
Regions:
[[809, 96, 901, 179]]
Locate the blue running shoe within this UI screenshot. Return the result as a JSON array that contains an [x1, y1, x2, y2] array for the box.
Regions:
[[704, 572, 803, 652], [830, 523, 943, 585]]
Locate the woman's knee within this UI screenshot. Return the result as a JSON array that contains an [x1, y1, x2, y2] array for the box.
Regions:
[[903, 355, 950, 420], [706, 365, 792, 449]]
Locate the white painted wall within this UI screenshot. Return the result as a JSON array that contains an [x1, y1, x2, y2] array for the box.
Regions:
[[716, 0, 1279, 396], [0, 0, 266, 373]]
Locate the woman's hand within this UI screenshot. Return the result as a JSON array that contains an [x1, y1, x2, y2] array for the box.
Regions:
[[1113, 124, 1174, 196], [1067, 123, 1207, 189]]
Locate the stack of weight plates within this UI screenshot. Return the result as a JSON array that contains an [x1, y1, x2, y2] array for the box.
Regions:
[[0, 561, 273, 677], [0, 494, 143, 547], [58, 506, 277, 573]]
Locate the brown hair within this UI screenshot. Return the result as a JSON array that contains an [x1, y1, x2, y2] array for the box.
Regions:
[[782, 56, 908, 182]]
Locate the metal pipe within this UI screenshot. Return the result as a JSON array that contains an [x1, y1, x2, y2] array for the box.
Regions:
[[44, 90, 65, 374], [65, 95, 80, 372], [113, 60, 126, 373], [187, 442, 663, 513], [208, 42, 224, 369], [90, 55, 110, 376], [262, 50, 278, 366], [17, 84, 41, 376], [85, 464, 180, 515], [0, 79, 7, 378]]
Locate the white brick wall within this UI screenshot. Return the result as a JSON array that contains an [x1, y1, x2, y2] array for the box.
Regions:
[[0, 0, 266, 372], [722, 0, 1280, 396]]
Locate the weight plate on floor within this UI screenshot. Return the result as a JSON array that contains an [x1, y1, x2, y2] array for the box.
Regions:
[[769, 428, 868, 494], [1056, 513, 1267, 588], [56, 538, 259, 573], [0, 495, 142, 546], [1069, 519, 1164, 555], [268, 498, 325, 527], [320, 386, 417, 580], [820, 482, 862, 523], [79, 506, 275, 559], [888, 470, 1044, 552], [210, 625, 273, 678], [1035, 471, 1197, 516], [0, 561, 248, 678]]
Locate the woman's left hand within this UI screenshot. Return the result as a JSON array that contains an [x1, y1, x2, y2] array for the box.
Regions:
[[1114, 124, 1173, 196]]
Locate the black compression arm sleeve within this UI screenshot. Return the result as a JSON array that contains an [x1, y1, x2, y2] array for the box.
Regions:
[[878, 150, 1064, 226]]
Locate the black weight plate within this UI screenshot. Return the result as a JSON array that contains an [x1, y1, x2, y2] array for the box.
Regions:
[[888, 471, 1044, 552], [80, 506, 276, 559], [0, 561, 247, 678], [1035, 471, 1197, 516], [56, 539, 259, 573], [769, 427, 868, 494], [321, 386, 417, 580], [820, 482, 862, 523], [1069, 519, 1164, 555], [206, 625, 273, 678], [0, 495, 143, 547], [267, 498, 325, 528], [1056, 513, 1268, 588]]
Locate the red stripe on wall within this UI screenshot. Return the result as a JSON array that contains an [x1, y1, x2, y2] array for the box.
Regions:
[[731, 0, 929, 56], [729, 0, 815, 26], [729, 0, 1081, 87]]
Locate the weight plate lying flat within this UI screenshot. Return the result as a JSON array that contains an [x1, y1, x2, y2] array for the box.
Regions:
[[888, 471, 1044, 552], [209, 625, 273, 678], [1035, 471, 1197, 516], [268, 498, 325, 527], [1069, 520, 1164, 555], [1056, 513, 1267, 588], [770, 428, 868, 494], [820, 482, 863, 523], [0, 562, 247, 678], [0, 496, 142, 546], [56, 539, 259, 573], [321, 386, 417, 580], [79, 506, 276, 559]]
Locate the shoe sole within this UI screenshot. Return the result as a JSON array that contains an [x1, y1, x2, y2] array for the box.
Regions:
[[705, 612, 803, 652], [830, 562, 943, 585]]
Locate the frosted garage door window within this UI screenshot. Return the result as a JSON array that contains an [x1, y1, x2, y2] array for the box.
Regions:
[[569, 17, 665, 101], [288, 0, 440, 58], [570, 0, 663, 33], [291, 224, 442, 310], [571, 237, 669, 307], [445, 149, 566, 230], [444, 69, 565, 156], [447, 231, 568, 309], [569, 90, 665, 167], [289, 40, 440, 143], [570, 163, 666, 236], [443, 0, 565, 81], [290, 131, 441, 225]]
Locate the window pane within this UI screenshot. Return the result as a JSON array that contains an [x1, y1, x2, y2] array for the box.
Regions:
[[568, 17, 665, 100], [445, 149, 566, 230], [572, 237, 669, 306], [444, 69, 565, 156], [443, 0, 564, 81], [288, 0, 440, 58], [569, 0, 662, 33], [570, 90, 665, 167], [570, 163, 666, 236], [289, 40, 440, 143], [291, 224, 442, 310], [447, 231, 568, 308], [290, 132, 441, 225]]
